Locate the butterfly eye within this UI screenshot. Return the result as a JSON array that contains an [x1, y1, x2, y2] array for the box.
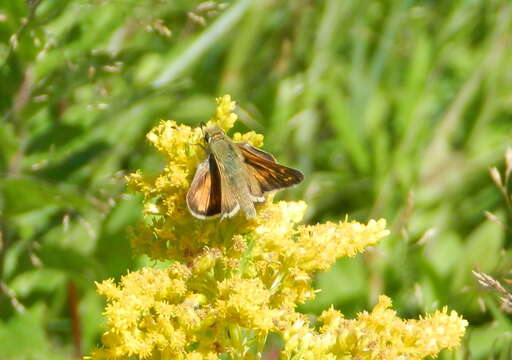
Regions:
[[204, 133, 210, 143]]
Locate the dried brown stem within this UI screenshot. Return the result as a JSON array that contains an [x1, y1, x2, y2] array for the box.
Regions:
[[68, 281, 82, 358], [0, 282, 26, 314], [473, 270, 512, 312]]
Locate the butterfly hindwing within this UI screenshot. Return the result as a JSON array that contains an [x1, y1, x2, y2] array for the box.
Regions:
[[216, 160, 242, 219], [238, 143, 304, 194]]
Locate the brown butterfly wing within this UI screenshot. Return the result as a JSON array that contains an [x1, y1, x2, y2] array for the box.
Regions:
[[238, 143, 304, 194], [186, 156, 222, 219], [217, 161, 242, 219]]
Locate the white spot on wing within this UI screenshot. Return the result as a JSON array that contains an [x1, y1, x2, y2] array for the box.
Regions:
[[187, 202, 221, 220], [221, 202, 240, 220], [250, 195, 265, 203]]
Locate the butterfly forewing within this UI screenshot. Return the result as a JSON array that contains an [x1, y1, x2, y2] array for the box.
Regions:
[[238, 143, 304, 193], [186, 156, 222, 219]]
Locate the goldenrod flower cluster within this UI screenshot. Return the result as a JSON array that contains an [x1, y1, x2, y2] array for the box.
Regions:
[[282, 296, 467, 360], [89, 95, 467, 359]]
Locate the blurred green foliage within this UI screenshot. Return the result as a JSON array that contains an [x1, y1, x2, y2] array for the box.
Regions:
[[1, 0, 512, 359]]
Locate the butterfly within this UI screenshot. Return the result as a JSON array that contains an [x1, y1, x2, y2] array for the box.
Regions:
[[186, 124, 303, 220]]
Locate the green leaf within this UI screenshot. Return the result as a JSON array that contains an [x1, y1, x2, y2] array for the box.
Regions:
[[300, 258, 367, 316], [1, 177, 90, 216], [453, 220, 504, 289], [9, 268, 66, 297], [38, 245, 97, 276], [0, 304, 72, 360]]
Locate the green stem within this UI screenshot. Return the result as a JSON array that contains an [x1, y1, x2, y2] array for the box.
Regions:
[[228, 324, 245, 359]]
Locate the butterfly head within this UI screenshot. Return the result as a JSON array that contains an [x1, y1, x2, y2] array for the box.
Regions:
[[202, 124, 226, 145]]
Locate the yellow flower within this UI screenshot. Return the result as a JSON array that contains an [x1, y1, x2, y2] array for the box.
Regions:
[[215, 278, 276, 331], [89, 95, 467, 360], [282, 296, 468, 360], [209, 94, 238, 131], [91, 265, 192, 360]]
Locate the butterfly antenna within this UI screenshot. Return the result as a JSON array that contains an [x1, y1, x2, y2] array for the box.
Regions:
[[193, 122, 207, 152]]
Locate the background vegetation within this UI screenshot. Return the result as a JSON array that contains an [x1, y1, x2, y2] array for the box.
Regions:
[[1, 0, 511, 358]]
